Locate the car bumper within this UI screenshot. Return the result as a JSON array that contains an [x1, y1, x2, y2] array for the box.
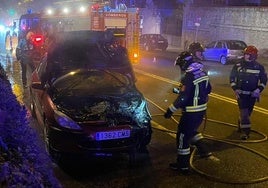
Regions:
[[227, 55, 244, 61], [48, 124, 149, 157]]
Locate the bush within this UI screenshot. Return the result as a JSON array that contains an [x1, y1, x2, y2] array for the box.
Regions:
[[0, 64, 61, 187]]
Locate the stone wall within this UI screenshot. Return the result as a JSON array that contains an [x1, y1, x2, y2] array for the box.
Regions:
[[182, 6, 268, 54]]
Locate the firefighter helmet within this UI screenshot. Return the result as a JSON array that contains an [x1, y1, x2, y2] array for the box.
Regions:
[[244, 45, 258, 60], [174, 51, 193, 71], [188, 42, 204, 54], [244, 45, 258, 55]]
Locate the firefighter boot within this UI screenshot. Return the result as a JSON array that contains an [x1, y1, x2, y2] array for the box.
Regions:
[[169, 154, 191, 175], [240, 128, 250, 140], [195, 140, 212, 158]]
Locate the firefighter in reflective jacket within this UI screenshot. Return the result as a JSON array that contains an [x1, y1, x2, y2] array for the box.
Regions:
[[230, 45, 267, 140], [188, 42, 204, 61], [164, 51, 212, 174], [17, 31, 33, 88]]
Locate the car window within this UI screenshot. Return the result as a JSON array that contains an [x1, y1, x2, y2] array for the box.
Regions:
[[158, 35, 164, 40], [54, 70, 131, 96], [37, 54, 48, 79], [226, 41, 247, 50], [52, 43, 104, 68], [48, 40, 130, 72], [206, 42, 216, 48], [216, 42, 223, 48]]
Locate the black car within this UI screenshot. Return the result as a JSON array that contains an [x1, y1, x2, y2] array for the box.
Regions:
[[140, 34, 168, 51], [43, 30, 136, 82], [30, 30, 152, 163]]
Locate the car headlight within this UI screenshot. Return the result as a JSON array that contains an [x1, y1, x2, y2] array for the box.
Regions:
[[54, 110, 82, 130], [133, 99, 151, 125]]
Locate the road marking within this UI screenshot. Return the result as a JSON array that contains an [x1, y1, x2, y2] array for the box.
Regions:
[[134, 68, 268, 115], [151, 120, 176, 138]]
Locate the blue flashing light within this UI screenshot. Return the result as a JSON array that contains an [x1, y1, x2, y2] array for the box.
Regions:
[[0, 25, 5, 33], [27, 9, 32, 14]]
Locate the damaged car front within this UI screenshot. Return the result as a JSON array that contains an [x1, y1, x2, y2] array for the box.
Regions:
[[31, 69, 152, 162]]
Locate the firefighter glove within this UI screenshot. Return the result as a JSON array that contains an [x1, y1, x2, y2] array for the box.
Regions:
[[234, 89, 241, 99], [251, 88, 260, 98], [164, 108, 173, 119]]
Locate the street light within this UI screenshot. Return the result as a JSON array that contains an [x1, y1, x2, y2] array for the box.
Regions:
[[194, 22, 200, 42]]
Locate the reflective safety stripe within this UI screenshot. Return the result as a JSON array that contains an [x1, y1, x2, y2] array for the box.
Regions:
[[246, 69, 260, 74], [177, 148, 191, 155], [260, 83, 266, 88], [193, 88, 199, 106], [185, 103, 207, 112], [239, 90, 251, 95], [191, 75, 209, 110], [230, 82, 236, 87], [169, 104, 178, 113], [240, 123, 251, 128], [191, 133, 204, 143], [178, 133, 184, 149], [193, 76, 209, 85]]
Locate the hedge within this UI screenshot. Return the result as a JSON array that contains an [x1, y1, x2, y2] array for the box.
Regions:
[[0, 64, 62, 187]]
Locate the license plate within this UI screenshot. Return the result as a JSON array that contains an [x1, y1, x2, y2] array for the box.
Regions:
[[95, 130, 131, 141]]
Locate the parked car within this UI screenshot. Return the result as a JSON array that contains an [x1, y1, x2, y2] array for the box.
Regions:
[[30, 30, 152, 163], [140, 34, 168, 51], [203, 40, 247, 65]]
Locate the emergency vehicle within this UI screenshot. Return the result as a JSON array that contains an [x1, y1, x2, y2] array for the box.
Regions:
[[90, 8, 140, 63], [15, 12, 46, 67], [15, 3, 140, 67]]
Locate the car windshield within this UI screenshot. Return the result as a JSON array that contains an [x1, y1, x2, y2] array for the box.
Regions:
[[49, 40, 130, 70], [52, 70, 132, 97], [226, 41, 247, 50]]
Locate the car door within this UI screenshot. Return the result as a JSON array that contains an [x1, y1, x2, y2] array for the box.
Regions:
[[203, 41, 217, 60], [214, 41, 227, 61], [30, 55, 48, 123]]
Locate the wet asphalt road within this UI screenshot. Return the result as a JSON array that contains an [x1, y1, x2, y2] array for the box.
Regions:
[[1, 48, 268, 188]]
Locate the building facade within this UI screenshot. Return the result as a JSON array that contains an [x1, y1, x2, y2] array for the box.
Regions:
[[181, 6, 268, 52]]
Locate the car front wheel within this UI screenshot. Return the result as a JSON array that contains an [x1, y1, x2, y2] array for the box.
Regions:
[[138, 125, 152, 152], [43, 119, 62, 163], [220, 56, 227, 65]]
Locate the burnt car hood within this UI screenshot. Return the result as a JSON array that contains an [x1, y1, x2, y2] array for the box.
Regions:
[[50, 70, 151, 127], [53, 93, 148, 122]]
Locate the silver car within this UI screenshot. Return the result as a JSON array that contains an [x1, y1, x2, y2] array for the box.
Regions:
[[203, 40, 247, 65]]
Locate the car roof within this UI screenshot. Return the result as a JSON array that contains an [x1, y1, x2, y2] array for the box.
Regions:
[[215, 40, 246, 43], [54, 30, 115, 44], [45, 30, 136, 81]]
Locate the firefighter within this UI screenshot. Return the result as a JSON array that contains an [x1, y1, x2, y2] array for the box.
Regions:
[[188, 42, 204, 61], [230, 45, 267, 140], [5, 30, 12, 61], [164, 51, 212, 174], [11, 31, 18, 56], [17, 31, 34, 88]]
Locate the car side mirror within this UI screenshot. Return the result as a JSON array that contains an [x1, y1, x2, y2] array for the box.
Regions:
[[31, 82, 44, 90]]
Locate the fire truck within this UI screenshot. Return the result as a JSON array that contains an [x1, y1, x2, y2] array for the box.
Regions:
[[15, 4, 140, 67], [90, 8, 140, 63]]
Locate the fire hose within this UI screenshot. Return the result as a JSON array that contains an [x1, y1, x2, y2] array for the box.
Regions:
[[147, 98, 268, 185]]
